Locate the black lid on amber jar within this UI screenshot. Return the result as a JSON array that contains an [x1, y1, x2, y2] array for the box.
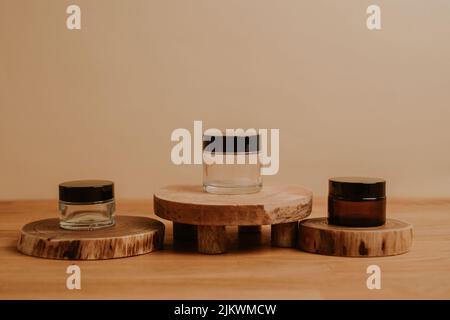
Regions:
[[203, 134, 260, 153], [59, 180, 114, 203], [329, 177, 386, 200]]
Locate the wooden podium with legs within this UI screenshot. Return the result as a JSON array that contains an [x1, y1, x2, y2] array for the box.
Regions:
[[154, 185, 313, 254]]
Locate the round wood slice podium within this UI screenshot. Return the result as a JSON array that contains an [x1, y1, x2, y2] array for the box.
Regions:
[[298, 218, 413, 257], [17, 216, 165, 260], [154, 185, 313, 254]]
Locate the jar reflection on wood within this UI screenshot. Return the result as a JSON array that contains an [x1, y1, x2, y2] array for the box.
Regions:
[[59, 180, 116, 230], [202, 134, 262, 195], [328, 177, 386, 227]]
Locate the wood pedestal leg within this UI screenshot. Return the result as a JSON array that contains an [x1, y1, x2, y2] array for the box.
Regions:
[[238, 226, 262, 234], [197, 225, 227, 254], [271, 222, 298, 247]]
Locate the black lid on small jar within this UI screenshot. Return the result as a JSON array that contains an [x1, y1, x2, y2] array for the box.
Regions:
[[59, 180, 114, 203], [329, 177, 386, 200], [203, 134, 260, 153]]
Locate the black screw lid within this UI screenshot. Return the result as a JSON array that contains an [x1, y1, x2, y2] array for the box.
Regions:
[[329, 177, 386, 200], [59, 180, 114, 203], [203, 134, 260, 153]]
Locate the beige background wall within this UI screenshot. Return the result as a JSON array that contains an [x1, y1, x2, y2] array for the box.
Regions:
[[1, 0, 449, 200]]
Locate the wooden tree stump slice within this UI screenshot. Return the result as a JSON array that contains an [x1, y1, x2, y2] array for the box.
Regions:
[[298, 218, 413, 257], [154, 185, 312, 253], [271, 222, 298, 247], [154, 185, 312, 226], [17, 216, 165, 260]]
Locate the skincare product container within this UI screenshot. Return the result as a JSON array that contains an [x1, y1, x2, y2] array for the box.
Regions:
[[59, 180, 116, 230], [328, 177, 386, 227], [203, 134, 262, 194]]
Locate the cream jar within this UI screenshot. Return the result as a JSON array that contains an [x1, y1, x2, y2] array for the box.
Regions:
[[203, 134, 262, 194], [59, 180, 116, 230]]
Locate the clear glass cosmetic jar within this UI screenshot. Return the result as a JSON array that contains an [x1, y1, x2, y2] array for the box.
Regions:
[[328, 177, 386, 227], [59, 180, 116, 230], [203, 134, 262, 194]]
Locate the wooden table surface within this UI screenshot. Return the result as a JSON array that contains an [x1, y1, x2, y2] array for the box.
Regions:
[[1, 198, 449, 299]]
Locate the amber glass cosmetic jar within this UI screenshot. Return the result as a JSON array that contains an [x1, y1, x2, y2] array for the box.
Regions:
[[328, 177, 386, 227]]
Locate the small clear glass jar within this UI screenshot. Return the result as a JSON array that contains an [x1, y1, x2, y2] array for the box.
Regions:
[[203, 134, 262, 194], [59, 180, 116, 230]]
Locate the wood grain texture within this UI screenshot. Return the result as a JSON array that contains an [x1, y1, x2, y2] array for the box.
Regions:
[[299, 218, 413, 257], [17, 216, 165, 260], [154, 185, 313, 226], [271, 222, 298, 247], [1, 199, 450, 299], [197, 225, 227, 254]]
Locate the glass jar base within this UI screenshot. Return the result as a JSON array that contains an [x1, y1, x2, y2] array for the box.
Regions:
[[59, 218, 115, 231], [203, 184, 262, 195]]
